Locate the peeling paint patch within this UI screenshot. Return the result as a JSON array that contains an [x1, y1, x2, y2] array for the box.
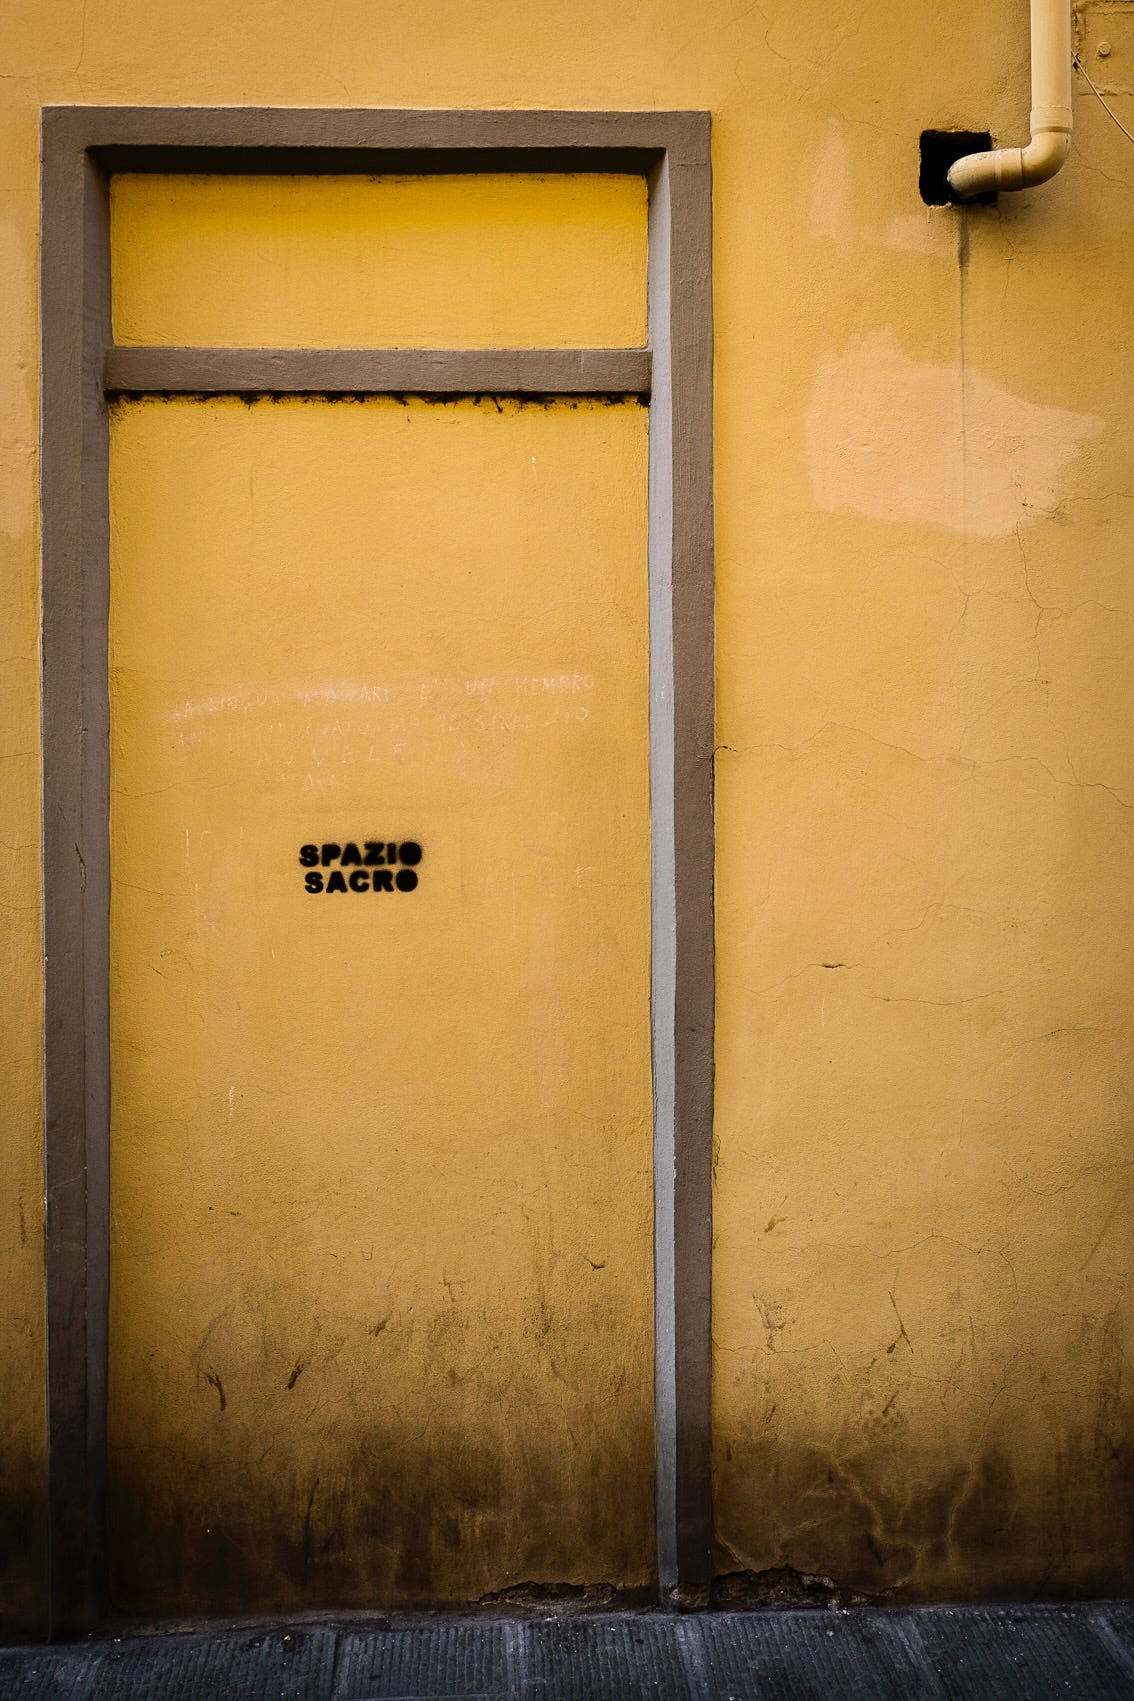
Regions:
[[714, 1565, 847, 1610], [477, 1580, 618, 1610], [805, 330, 1103, 537]]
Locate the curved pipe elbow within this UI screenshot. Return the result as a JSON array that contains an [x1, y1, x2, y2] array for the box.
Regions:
[[947, 121, 1070, 201], [944, 0, 1072, 203]]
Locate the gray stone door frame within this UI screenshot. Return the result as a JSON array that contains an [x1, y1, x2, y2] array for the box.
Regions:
[[40, 105, 714, 1633]]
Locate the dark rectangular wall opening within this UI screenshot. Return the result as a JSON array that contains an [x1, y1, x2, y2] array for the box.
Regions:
[[919, 130, 994, 205]]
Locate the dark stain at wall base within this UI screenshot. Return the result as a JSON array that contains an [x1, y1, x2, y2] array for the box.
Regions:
[[0, 1472, 48, 1645], [106, 1419, 656, 1619], [714, 1420, 1134, 1605]]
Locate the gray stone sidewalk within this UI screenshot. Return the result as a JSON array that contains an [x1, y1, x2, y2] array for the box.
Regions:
[[2, 1604, 1134, 1699]]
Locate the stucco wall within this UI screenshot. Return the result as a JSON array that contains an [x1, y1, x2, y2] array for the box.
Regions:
[[3, 0, 1133, 1633]]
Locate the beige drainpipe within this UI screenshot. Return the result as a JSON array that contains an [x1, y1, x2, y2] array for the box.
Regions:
[[948, 0, 1073, 199]]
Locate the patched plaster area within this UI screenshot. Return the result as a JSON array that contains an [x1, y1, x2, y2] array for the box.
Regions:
[[805, 329, 1103, 538]]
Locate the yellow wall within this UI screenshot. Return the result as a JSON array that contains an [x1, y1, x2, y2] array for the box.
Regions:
[[3, 0, 1134, 1632]]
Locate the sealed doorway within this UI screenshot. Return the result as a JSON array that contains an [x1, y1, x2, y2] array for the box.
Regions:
[[108, 389, 654, 1611], [41, 109, 713, 1631]]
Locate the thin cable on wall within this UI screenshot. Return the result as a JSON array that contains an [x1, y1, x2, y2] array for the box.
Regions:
[[1073, 52, 1134, 148]]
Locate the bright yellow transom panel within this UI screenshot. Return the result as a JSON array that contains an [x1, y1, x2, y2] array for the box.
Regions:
[[110, 174, 648, 349]]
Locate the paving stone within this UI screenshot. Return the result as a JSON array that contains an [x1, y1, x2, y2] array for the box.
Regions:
[[907, 1605, 1134, 1700], [523, 1613, 696, 1701], [1094, 1603, 1134, 1683], [333, 1620, 511, 1699], [4, 1605, 1134, 1699], [86, 1627, 336, 1700], [0, 1647, 106, 1700], [693, 1610, 944, 1701]]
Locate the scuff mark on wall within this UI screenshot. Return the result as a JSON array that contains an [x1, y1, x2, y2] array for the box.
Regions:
[[805, 330, 1103, 537], [808, 120, 853, 247], [881, 213, 951, 256], [0, 219, 34, 539]]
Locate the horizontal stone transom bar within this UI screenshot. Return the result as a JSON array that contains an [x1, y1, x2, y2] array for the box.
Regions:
[[103, 344, 652, 396]]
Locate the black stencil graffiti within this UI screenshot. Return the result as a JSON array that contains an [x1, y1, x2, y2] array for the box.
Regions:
[[299, 841, 423, 893]]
